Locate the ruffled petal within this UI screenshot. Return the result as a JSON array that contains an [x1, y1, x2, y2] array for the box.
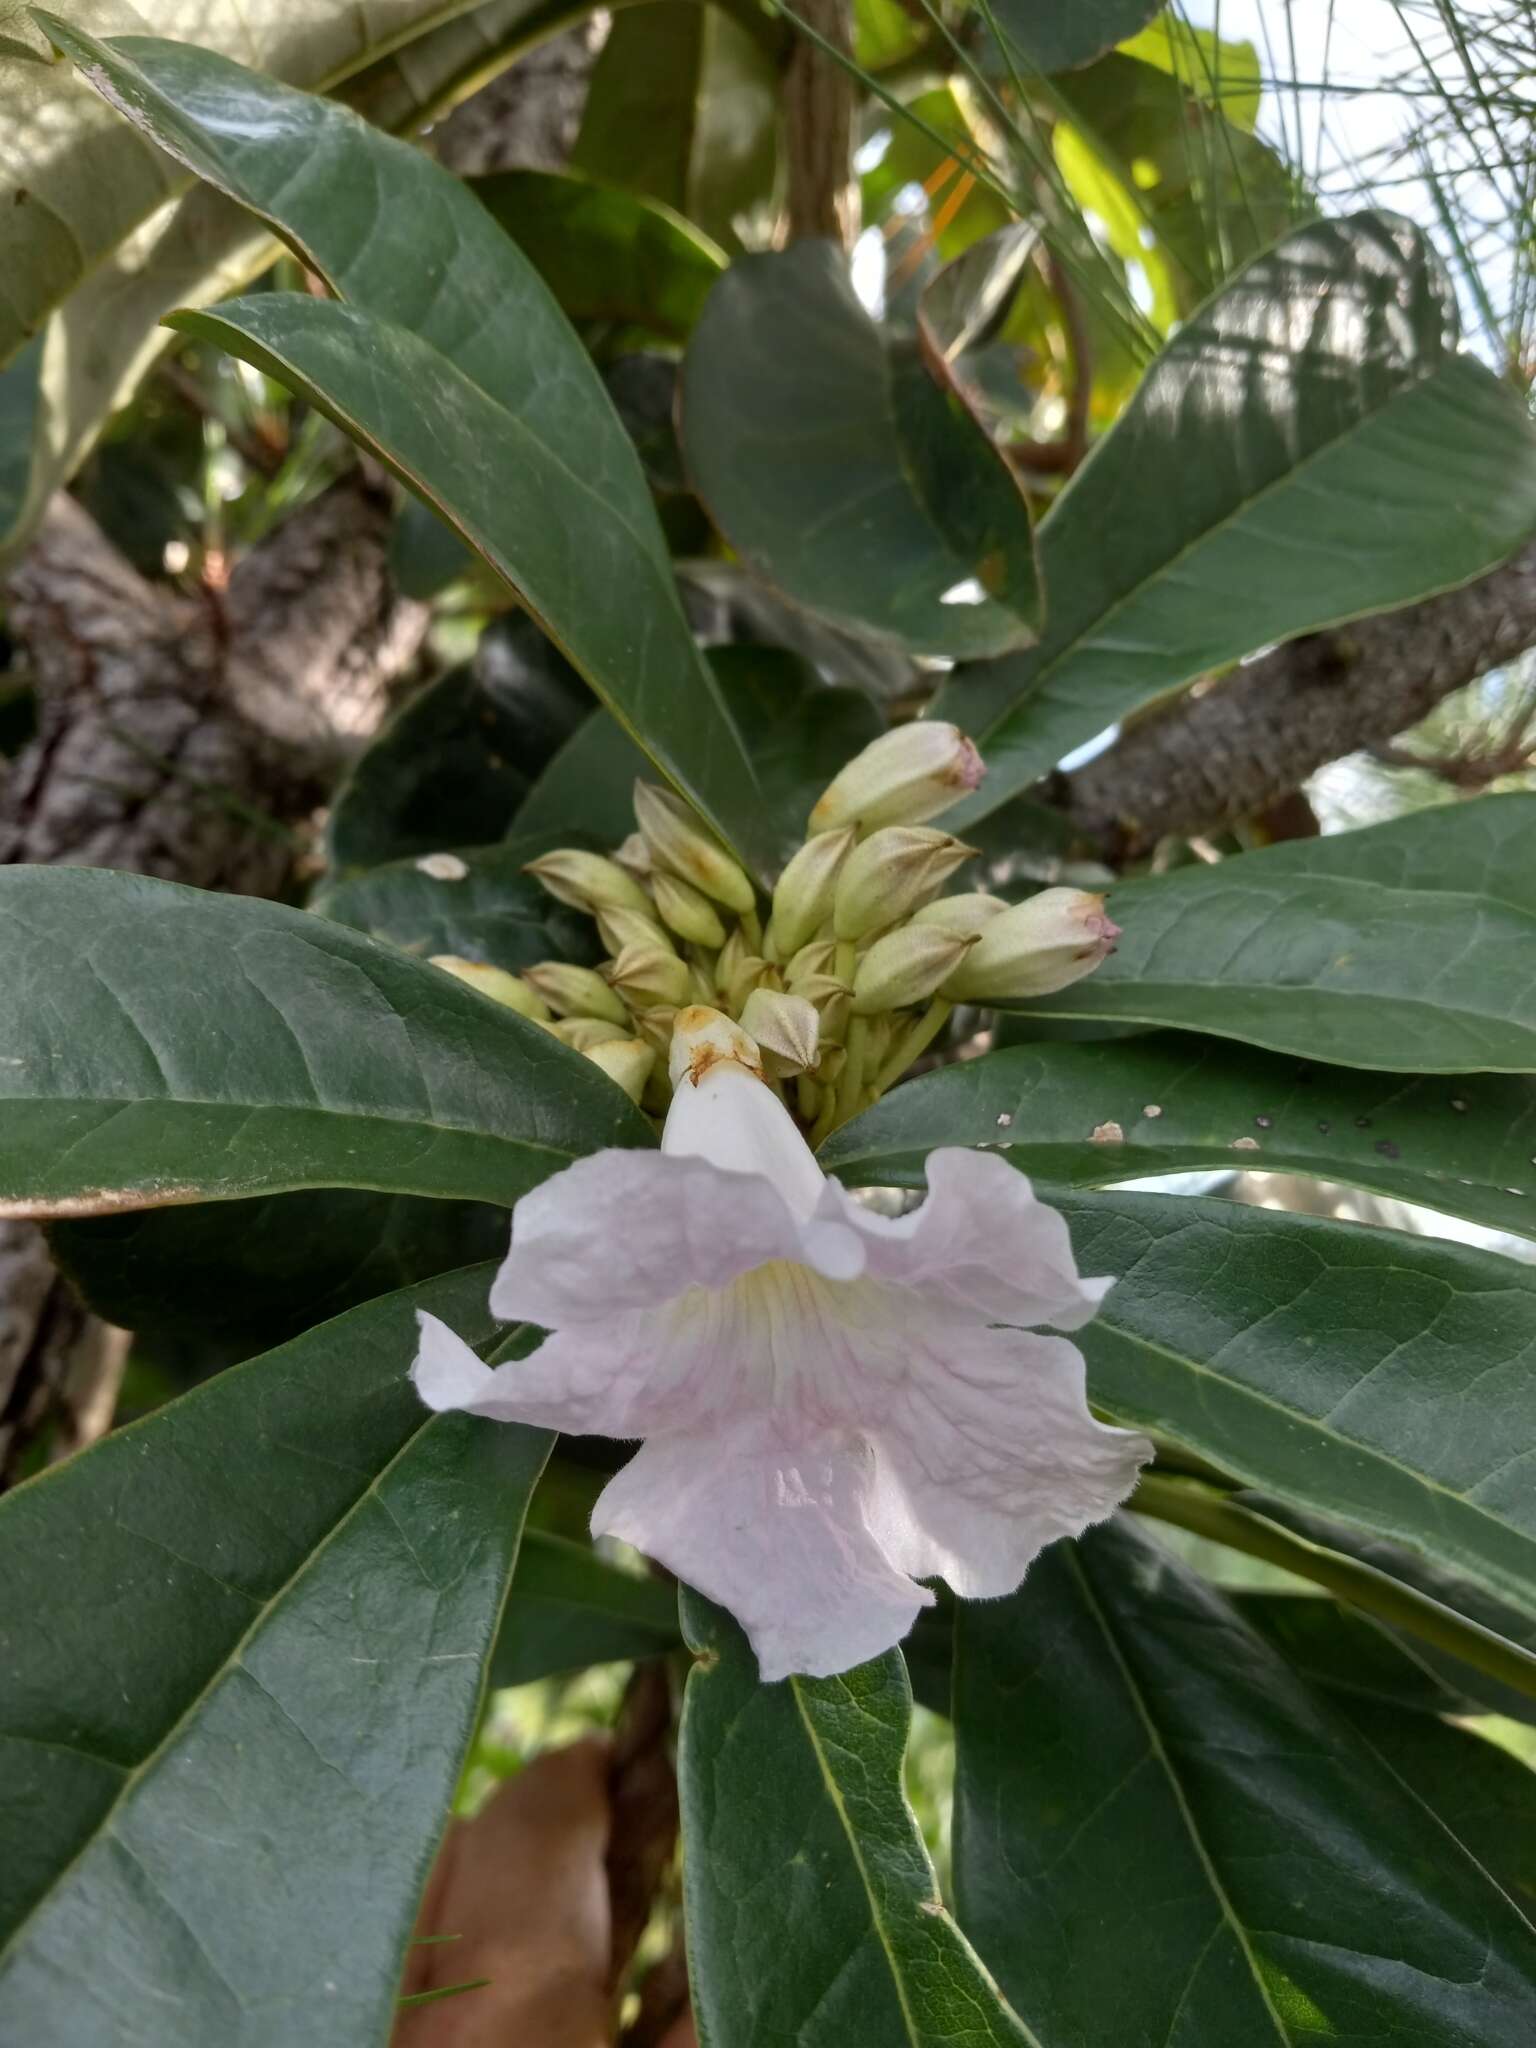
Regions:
[[489, 1142, 861, 1329], [864, 1324, 1150, 1598], [836, 1148, 1110, 1330], [592, 1422, 932, 1681]]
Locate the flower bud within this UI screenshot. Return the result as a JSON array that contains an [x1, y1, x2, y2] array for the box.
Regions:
[[582, 1036, 654, 1104], [809, 722, 984, 836], [669, 1004, 764, 1088], [596, 905, 674, 958], [850, 926, 977, 1015], [524, 849, 653, 919], [740, 989, 820, 1076], [911, 892, 1009, 939], [633, 781, 756, 915], [832, 827, 976, 940], [942, 888, 1121, 1001], [430, 956, 552, 1022], [722, 952, 778, 1017], [784, 938, 838, 989], [550, 1017, 629, 1050], [607, 943, 693, 1010], [524, 962, 631, 1026], [768, 827, 855, 956], [612, 831, 653, 879], [650, 869, 728, 948], [630, 1005, 679, 1056]]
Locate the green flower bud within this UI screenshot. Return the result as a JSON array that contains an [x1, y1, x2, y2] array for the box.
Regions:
[[768, 826, 856, 956], [942, 889, 1121, 1001], [911, 892, 1009, 938], [740, 989, 820, 1076], [784, 938, 838, 989], [651, 869, 728, 948], [612, 830, 653, 879], [832, 827, 976, 940], [722, 952, 778, 1016], [630, 1005, 679, 1056], [633, 781, 756, 915], [809, 722, 984, 836], [523, 962, 631, 1026], [607, 943, 693, 1010], [582, 1036, 654, 1104], [430, 956, 551, 1022], [524, 849, 653, 919], [596, 905, 675, 958], [549, 1017, 630, 1050], [851, 926, 978, 1015]]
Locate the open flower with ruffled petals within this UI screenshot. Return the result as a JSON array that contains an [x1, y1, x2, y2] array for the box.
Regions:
[[414, 1009, 1150, 1681]]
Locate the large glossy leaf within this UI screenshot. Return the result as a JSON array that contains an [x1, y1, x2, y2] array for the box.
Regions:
[[473, 167, 725, 340], [1009, 794, 1536, 1071], [313, 837, 600, 967], [0, 865, 650, 1220], [571, 0, 778, 249], [0, 0, 557, 551], [1060, 1188, 1536, 1623], [940, 213, 1536, 821], [0, 1263, 546, 2046], [981, 0, 1162, 72], [678, 1590, 1035, 2047], [50, 1188, 505, 1365], [823, 1035, 1536, 1240], [952, 1519, 1536, 2047], [325, 616, 593, 873], [491, 1532, 681, 1685], [680, 240, 1043, 659], [516, 645, 883, 867], [46, 22, 769, 871]]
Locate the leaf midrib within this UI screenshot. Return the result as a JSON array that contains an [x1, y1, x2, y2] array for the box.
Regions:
[[973, 332, 1490, 764], [1064, 1548, 1294, 2045], [1090, 1314, 1536, 1617], [0, 1410, 437, 1969], [787, 1677, 1042, 2048]]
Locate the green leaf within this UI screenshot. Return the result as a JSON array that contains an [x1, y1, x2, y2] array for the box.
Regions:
[[1235, 1591, 1492, 1719], [823, 1034, 1536, 1240], [0, 1264, 547, 2044], [952, 1519, 1536, 2046], [2, 0, 570, 552], [571, 1, 778, 249], [1009, 794, 1536, 1071], [313, 837, 600, 968], [979, 0, 1162, 72], [860, 84, 1013, 264], [50, 1189, 506, 1367], [680, 240, 1043, 659], [491, 1532, 682, 1685], [1060, 1187, 1536, 1624], [678, 1590, 1035, 2047], [325, 623, 593, 875], [46, 23, 770, 874], [1118, 17, 1263, 127], [941, 213, 1536, 822], [0, 865, 650, 1220], [472, 167, 725, 339], [516, 645, 883, 867]]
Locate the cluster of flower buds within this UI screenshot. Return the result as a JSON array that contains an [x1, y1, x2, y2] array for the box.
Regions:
[[431, 722, 1118, 1138]]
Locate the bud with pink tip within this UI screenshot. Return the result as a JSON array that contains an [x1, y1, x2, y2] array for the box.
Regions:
[[942, 889, 1120, 1001], [808, 723, 984, 837]]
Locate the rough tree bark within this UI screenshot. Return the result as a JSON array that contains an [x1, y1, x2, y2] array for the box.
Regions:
[[1063, 538, 1536, 856], [0, 474, 428, 1483]]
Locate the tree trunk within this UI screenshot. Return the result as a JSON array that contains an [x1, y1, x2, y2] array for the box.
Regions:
[[1064, 540, 1536, 857], [0, 475, 428, 1483]]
